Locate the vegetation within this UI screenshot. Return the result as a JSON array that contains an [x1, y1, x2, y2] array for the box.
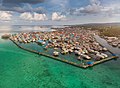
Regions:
[[72, 23, 120, 37]]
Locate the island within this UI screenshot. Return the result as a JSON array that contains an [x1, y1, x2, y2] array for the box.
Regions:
[[7, 26, 119, 68]]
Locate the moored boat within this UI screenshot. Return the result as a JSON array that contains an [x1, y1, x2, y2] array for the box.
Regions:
[[53, 51, 59, 56]]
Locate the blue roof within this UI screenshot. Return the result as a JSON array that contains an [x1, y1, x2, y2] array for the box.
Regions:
[[112, 54, 117, 56], [87, 61, 94, 65]]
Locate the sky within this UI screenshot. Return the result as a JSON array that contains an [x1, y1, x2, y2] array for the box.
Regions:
[[0, 0, 120, 25]]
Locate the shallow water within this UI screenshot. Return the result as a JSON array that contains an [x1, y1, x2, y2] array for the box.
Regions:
[[0, 26, 120, 88]]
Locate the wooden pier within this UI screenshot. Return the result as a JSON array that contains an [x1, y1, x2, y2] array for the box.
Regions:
[[10, 39, 119, 69], [82, 56, 118, 68]]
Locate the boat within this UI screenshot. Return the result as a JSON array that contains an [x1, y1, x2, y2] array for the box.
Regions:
[[77, 56, 83, 60], [61, 50, 68, 55], [68, 49, 73, 53], [54, 47, 58, 50], [53, 51, 59, 56], [80, 54, 91, 60], [96, 53, 104, 59], [74, 50, 80, 55], [88, 49, 95, 53], [112, 42, 118, 47], [102, 47, 108, 51], [101, 53, 108, 58]]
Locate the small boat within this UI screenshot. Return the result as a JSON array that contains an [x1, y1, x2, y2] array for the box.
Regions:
[[102, 47, 108, 51], [54, 47, 58, 50], [94, 51, 99, 54], [53, 51, 59, 56], [101, 53, 108, 58], [88, 49, 95, 53], [74, 50, 79, 55], [61, 50, 68, 55], [112, 42, 118, 47], [77, 56, 83, 60], [80, 54, 91, 60], [69, 49, 73, 53], [96, 53, 104, 59]]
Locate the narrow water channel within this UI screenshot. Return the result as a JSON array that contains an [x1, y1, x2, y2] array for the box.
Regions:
[[94, 35, 120, 56]]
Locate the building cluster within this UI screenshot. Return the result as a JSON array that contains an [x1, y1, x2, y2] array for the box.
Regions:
[[104, 36, 120, 48], [10, 27, 109, 61]]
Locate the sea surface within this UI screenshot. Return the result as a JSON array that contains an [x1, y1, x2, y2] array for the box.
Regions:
[[0, 25, 120, 88]]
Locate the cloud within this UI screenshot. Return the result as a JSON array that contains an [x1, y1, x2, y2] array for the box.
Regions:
[[20, 12, 33, 20], [90, 0, 100, 5], [9, 5, 46, 13], [78, 0, 102, 14], [100, 5, 120, 17], [68, 0, 102, 15], [52, 12, 66, 21], [51, 0, 69, 8], [20, 12, 48, 21], [34, 13, 48, 20], [81, 4, 102, 13], [0, 0, 45, 13], [0, 11, 12, 20], [48, 0, 69, 13], [68, 0, 120, 17], [2, 0, 44, 5]]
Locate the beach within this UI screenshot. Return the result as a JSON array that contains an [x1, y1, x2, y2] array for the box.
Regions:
[[0, 25, 120, 88]]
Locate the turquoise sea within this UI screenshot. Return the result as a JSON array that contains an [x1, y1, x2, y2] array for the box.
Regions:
[[0, 26, 120, 88]]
